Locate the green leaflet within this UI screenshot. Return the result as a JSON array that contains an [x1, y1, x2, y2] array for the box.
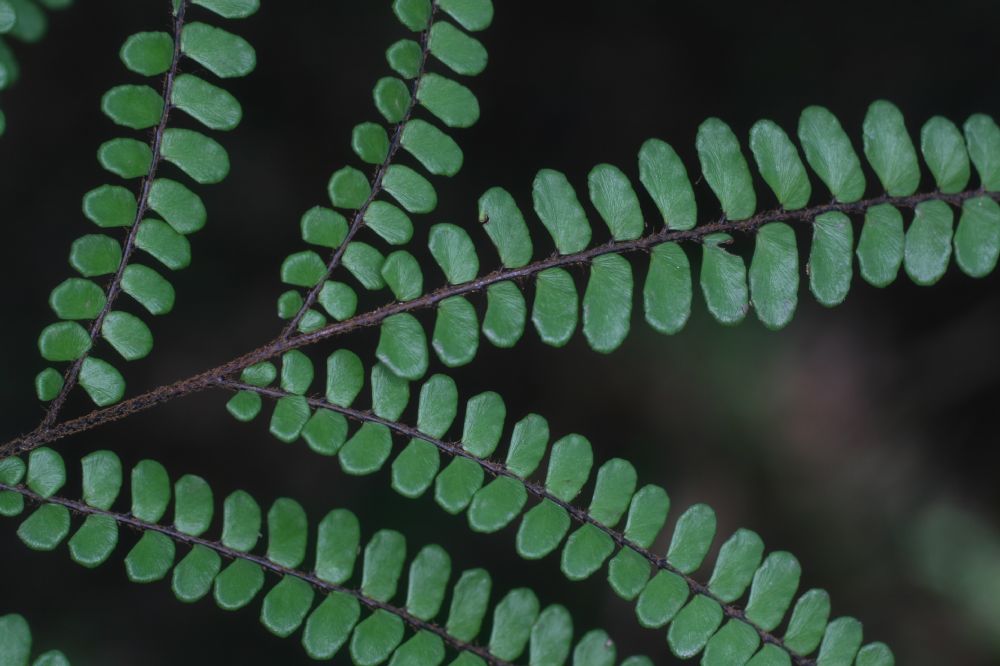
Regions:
[[588, 163, 643, 240], [532, 168, 591, 254], [749, 119, 811, 210], [904, 200, 953, 286], [70, 234, 121, 277], [352, 122, 389, 164], [49, 278, 105, 320], [638, 138, 696, 230], [429, 21, 487, 76], [798, 105, 866, 202], [644, 243, 691, 335], [479, 186, 533, 267], [529, 605, 573, 666], [173, 545, 221, 602], [809, 212, 853, 307], [374, 76, 411, 124], [954, 196, 1000, 278], [120, 31, 173, 76], [667, 595, 723, 659], [863, 100, 920, 196], [489, 588, 539, 660], [386, 39, 422, 79], [261, 576, 314, 638], [749, 222, 798, 330], [136, 219, 191, 270], [27, 448, 65, 498], [446, 568, 492, 641], [101, 311, 153, 361], [700, 233, 748, 325], [161, 128, 230, 184], [667, 503, 716, 574], [433, 296, 479, 367], [382, 164, 437, 214], [302, 592, 359, 659], [429, 223, 478, 283], [439, 0, 494, 31], [328, 166, 371, 209], [222, 490, 261, 551], [340, 423, 393, 475], [171, 74, 243, 131], [516, 499, 570, 559], [365, 200, 413, 248], [921, 116, 970, 193], [406, 545, 452, 620], [180, 22, 256, 78], [964, 113, 1000, 190], [483, 281, 526, 348], [267, 498, 308, 568], [401, 119, 463, 177], [857, 204, 904, 287], [697, 117, 757, 220], [817, 617, 863, 665], [561, 524, 614, 580], [785, 590, 830, 654], [417, 73, 479, 128], [343, 242, 387, 290], [532, 267, 578, 346], [69, 514, 118, 568], [707, 529, 765, 603], [583, 254, 633, 353], [122, 265, 175, 315], [99, 138, 153, 178], [392, 0, 431, 31], [82, 185, 136, 228], [148, 178, 207, 234], [78, 357, 125, 406], [744, 552, 802, 631], [702, 620, 759, 666], [377, 313, 428, 380], [382, 251, 424, 300], [101, 85, 163, 129], [193, 0, 260, 19]]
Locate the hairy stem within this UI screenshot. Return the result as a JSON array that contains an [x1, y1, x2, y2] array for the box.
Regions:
[[6, 187, 998, 457], [217, 379, 816, 665], [38, 0, 190, 429], [280, 3, 439, 338], [0, 481, 507, 665]]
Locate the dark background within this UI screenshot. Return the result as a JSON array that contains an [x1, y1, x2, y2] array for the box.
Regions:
[[2, 1, 1000, 664]]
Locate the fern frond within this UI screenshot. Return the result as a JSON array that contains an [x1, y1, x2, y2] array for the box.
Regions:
[[274, 103, 1000, 380], [31, 0, 257, 422], [0, 612, 72, 666], [216, 358, 895, 665], [275, 0, 493, 338], [0, 0, 73, 137], [0, 448, 649, 666], [13, 103, 995, 456]]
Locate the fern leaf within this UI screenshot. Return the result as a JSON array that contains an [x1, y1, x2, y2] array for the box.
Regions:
[[274, 102, 1000, 376], [276, 0, 494, 338], [31, 0, 256, 419], [0, 447, 651, 665], [218, 363, 897, 664], [0, 613, 72, 666]]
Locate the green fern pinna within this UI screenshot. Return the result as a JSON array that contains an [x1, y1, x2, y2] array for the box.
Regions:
[[1, 0, 997, 664]]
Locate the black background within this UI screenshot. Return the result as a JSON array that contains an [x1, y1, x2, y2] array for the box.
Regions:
[[2, 1, 1000, 664]]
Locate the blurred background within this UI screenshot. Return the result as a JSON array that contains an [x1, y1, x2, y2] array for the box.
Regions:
[[2, 0, 1000, 663]]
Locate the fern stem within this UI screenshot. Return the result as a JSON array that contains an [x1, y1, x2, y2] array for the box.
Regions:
[[279, 2, 440, 339], [0, 480, 510, 665], [218, 379, 817, 665], [37, 0, 191, 430], [8, 187, 999, 459]]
